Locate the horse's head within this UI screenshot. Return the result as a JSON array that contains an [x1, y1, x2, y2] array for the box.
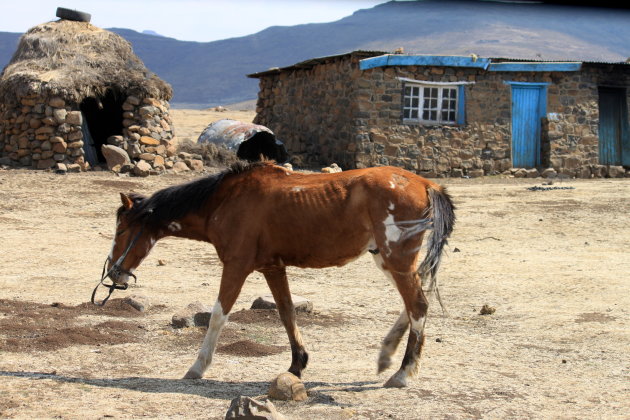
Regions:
[[106, 192, 156, 287]]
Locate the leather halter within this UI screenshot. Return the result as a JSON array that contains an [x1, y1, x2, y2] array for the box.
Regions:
[[91, 220, 146, 306]]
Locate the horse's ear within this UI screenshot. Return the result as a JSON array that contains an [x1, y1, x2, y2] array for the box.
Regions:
[[120, 193, 134, 210]]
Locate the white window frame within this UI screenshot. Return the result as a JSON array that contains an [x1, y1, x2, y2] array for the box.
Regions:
[[399, 78, 473, 126]]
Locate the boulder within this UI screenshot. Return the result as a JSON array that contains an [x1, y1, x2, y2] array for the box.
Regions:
[[225, 396, 286, 420], [268, 372, 308, 402], [101, 145, 130, 170], [251, 294, 313, 313]]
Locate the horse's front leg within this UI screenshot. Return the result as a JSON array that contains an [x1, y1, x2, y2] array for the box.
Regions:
[[260, 266, 309, 378], [183, 263, 250, 379]]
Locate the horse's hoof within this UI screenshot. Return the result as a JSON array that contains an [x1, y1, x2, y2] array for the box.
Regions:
[[183, 370, 202, 379], [384, 372, 407, 388]]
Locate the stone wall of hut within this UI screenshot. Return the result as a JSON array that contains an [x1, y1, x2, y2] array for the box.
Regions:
[[254, 55, 363, 168], [0, 93, 177, 173], [254, 57, 630, 178]]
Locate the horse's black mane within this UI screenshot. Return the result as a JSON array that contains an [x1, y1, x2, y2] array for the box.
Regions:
[[122, 160, 266, 228]]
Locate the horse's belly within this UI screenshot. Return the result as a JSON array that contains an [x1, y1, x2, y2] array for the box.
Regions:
[[273, 228, 372, 269]]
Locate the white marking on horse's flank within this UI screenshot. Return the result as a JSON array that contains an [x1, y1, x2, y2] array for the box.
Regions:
[[168, 221, 182, 232], [292, 186, 303, 192], [383, 213, 404, 256], [389, 181, 396, 189]]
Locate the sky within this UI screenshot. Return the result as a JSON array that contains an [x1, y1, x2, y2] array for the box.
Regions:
[[0, 0, 386, 42]]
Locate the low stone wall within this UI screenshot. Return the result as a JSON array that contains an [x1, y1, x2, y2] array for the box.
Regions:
[[0, 95, 87, 170]]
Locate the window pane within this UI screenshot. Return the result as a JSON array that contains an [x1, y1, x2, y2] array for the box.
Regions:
[[411, 110, 418, 119], [405, 86, 411, 96]]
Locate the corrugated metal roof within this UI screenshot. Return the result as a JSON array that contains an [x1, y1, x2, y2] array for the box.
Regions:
[[248, 51, 629, 78]]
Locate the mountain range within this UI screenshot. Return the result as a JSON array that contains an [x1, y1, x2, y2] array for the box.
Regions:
[[1, 0, 629, 107]]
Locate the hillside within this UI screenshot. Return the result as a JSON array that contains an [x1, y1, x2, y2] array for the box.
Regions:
[[1, 0, 629, 107]]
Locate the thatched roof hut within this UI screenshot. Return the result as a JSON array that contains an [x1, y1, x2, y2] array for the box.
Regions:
[[0, 19, 176, 173]]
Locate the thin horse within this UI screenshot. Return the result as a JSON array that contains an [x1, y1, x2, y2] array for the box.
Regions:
[[105, 161, 455, 388]]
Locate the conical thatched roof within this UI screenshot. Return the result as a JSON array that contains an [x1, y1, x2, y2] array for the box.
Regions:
[[0, 20, 172, 103]]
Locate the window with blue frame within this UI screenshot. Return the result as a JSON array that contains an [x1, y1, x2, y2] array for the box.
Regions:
[[400, 79, 469, 126]]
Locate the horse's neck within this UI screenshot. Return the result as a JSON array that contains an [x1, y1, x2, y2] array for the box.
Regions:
[[163, 212, 212, 243]]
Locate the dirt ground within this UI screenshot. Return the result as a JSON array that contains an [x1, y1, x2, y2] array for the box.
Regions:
[[1, 111, 629, 419]]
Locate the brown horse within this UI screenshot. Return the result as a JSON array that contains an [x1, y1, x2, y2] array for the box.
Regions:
[[104, 161, 455, 388]]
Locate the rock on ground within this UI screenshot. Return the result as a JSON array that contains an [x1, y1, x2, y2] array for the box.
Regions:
[[251, 294, 313, 313], [268, 372, 307, 402], [225, 395, 286, 419], [172, 302, 213, 328]]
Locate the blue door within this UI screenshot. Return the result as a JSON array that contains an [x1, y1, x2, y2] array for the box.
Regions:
[[598, 87, 629, 166], [509, 82, 548, 168]]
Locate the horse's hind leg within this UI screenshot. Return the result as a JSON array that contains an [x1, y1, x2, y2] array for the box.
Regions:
[[377, 310, 409, 373], [184, 263, 250, 379], [384, 271, 429, 388], [261, 267, 308, 378]]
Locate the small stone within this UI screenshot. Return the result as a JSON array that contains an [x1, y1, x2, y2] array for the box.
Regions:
[[133, 160, 152, 177], [107, 135, 125, 146], [48, 97, 65, 108], [123, 294, 151, 312], [171, 302, 213, 328], [138, 152, 156, 162], [193, 311, 212, 327], [53, 108, 67, 124], [139, 136, 160, 146], [172, 161, 190, 173], [268, 372, 307, 402], [186, 159, 204, 172], [126, 95, 141, 106], [65, 111, 82, 126], [479, 304, 496, 315], [225, 396, 286, 420], [251, 294, 313, 313]]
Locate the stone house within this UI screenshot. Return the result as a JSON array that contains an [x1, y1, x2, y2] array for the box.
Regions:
[[248, 51, 630, 178], [0, 19, 176, 172]]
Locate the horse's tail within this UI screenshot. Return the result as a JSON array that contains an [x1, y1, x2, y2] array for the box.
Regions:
[[418, 185, 456, 313]]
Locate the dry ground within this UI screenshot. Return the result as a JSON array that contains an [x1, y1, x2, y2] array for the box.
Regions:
[[0, 110, 629, 419]]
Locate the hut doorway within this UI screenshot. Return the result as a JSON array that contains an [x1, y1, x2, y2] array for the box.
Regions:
[[80, 89, 125, 165]]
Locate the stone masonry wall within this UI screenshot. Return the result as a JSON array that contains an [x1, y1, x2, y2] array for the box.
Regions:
[[255, 56, 630, 178], [254, 55, 362, 168], [0, 93, 176, 173]]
